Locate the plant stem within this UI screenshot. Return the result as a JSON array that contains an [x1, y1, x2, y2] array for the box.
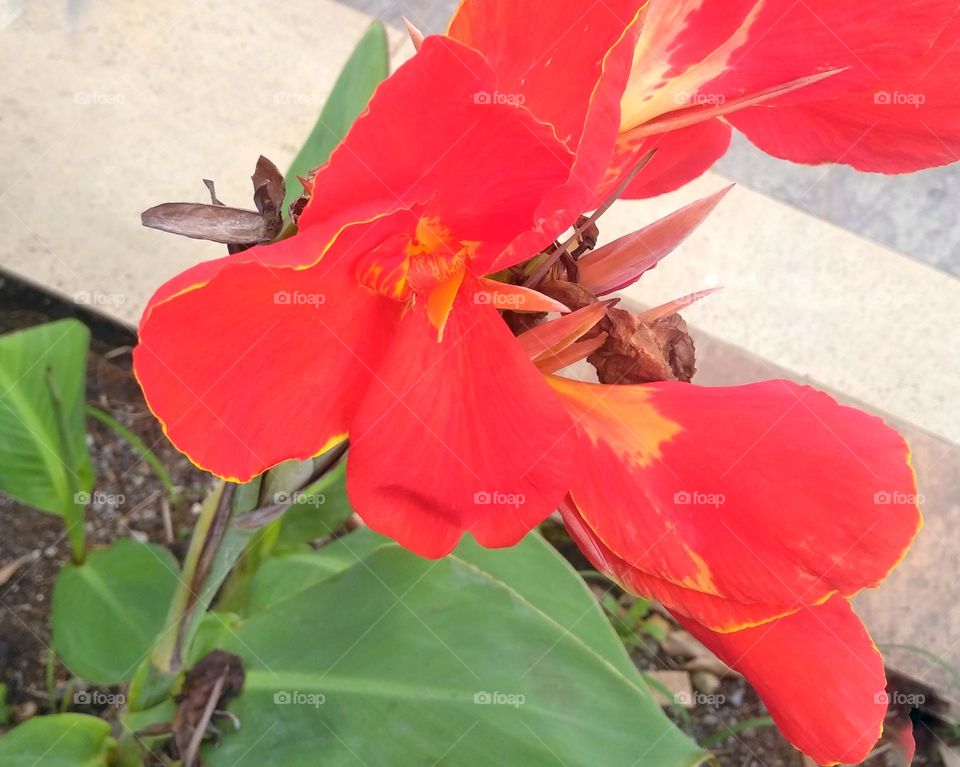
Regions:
[[150, 482, 238, 675]]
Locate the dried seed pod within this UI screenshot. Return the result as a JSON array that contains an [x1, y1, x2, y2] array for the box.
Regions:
[[588, 308, 696, 384]]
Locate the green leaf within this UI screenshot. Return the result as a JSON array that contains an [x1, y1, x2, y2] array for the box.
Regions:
[[246, 527, 389, 613], [281, 21, 390, 214], [202, 534, 706, 766], [52, 539, 181, 684], [0, 319, 93, 517], [0, 714, 114, 766], [453, 534, 641, 678]]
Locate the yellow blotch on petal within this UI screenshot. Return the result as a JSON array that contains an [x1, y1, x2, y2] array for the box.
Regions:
[[547, 376, 682, 467], [677, 546, 719, 594]]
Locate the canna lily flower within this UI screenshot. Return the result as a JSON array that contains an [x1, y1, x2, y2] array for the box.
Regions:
[[135, 7, 649, 558], [606, 0, 960, 196], [451, 0, 955, 198], [518, 306, 922, 764]]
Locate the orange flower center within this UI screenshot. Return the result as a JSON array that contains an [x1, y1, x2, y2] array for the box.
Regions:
[[356, 215, 480, 338]]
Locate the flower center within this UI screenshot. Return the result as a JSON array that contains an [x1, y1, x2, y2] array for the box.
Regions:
[[357, 215, 478, 302]]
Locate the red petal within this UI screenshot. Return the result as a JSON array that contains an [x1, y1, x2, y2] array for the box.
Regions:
[[550, 376, 921, 627], [298, 35, 573, 275], [578, 186, 731, 295], [134, 229, 403, 481], [448, 1, 647, 264], [608, 120, 732, 199], [560, 496, 797, 630], [448, 0, 645, 150], [346, 283, 575, 558], [678, 597, 887, 766], [730, 12, 960, 172], [621, 0, 954, 131]]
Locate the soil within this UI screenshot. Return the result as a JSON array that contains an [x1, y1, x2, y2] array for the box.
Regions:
[[0, 272, 951, 765]]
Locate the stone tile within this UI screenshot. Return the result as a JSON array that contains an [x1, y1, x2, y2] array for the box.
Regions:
[[716, 134, 960, 277], [339, 0, 458, 32], [0, 0, 392, 322]]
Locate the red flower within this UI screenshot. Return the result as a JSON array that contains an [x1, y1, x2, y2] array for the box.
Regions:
[[135, 12, 646, 558], [546, 372, 920, 765], [592, 0, 960, 196]]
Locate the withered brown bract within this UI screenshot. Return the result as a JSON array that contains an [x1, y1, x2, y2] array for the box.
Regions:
[[141, 155, 285, 250]]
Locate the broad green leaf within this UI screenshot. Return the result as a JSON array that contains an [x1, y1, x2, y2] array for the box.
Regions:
[[52, 539, 181, 684], [202, 538, 706, 767], [0, 319, 93, 517], [0, 714, 114, 766], [453, 534, 640, 678], [246, 527, 389, 612], [281, 21, 390, 214]]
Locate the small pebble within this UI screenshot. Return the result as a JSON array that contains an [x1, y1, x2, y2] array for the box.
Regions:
[[692, 670, 721, 694]]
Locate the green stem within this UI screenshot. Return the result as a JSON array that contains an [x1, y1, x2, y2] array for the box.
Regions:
[[45, 369, 85, 563], [150, 482, 237, 675], [700, 717, 775, 749], [129, 480, 261, 711], [86, 404, 177, 504]]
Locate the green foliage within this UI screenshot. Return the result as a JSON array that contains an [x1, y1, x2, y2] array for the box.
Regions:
[[0, 320, 93, 559], [0, 714, 114, 766], [52, 540, 181, 685], [198, 531, 706, 767], [601, 592, 669, 649]]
